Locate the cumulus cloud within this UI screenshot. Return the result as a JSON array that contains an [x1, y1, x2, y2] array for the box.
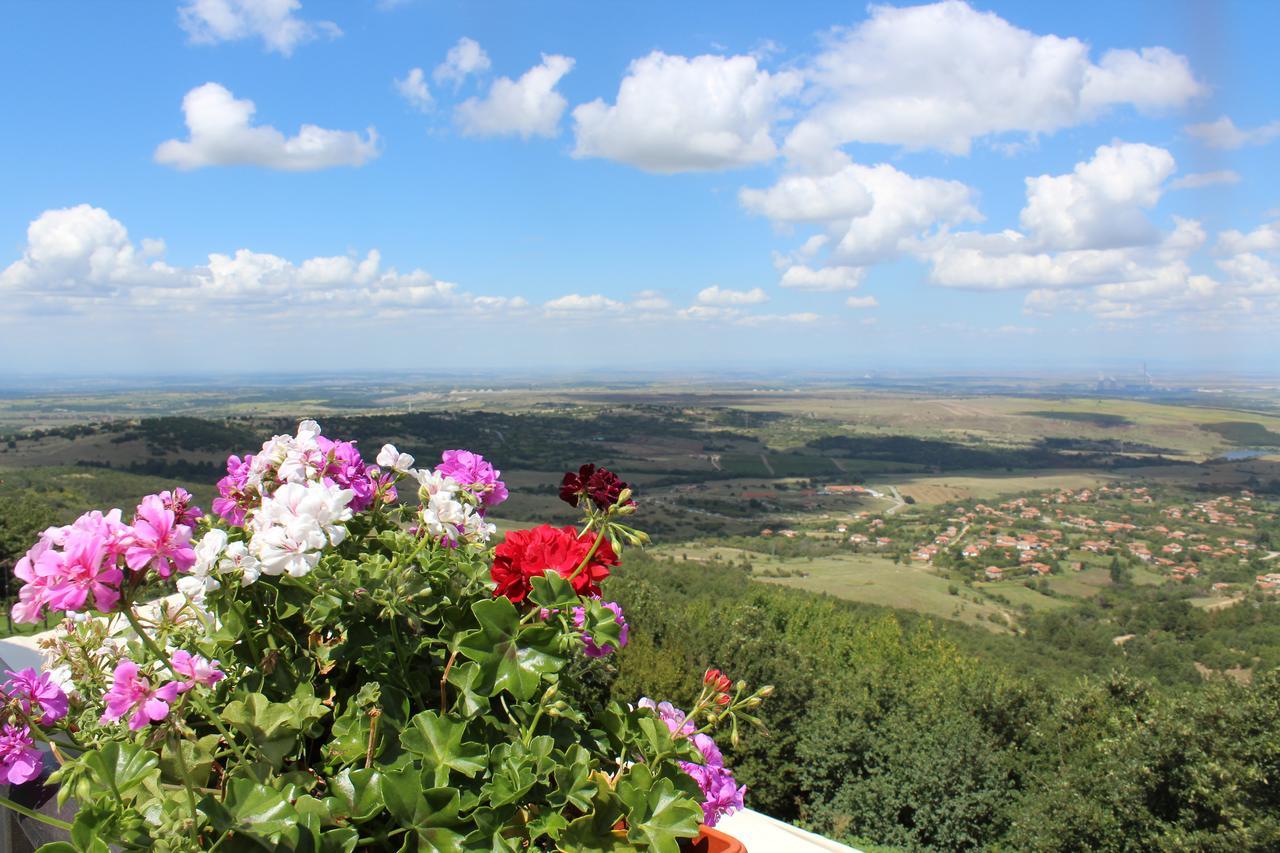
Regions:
[[785, 0, 1202, 162], [155, 83, 379, 170], [435, 37, 491, 87], [178, 0, 340, 56], [1018, 142, 1175, 250], [743, 161, 979, 265], [1185, 116, 1280, 149], [0, 206, 836, 337], [456, 54, 574, 139], [395, 68, 433, 112], [0, 205, 516, 318], [571, 52, 802, 173], [1217, 221, 1280, 256], [1169, 170, 1240, 190], [696, 285, 769, 305], [780, 264, 864, 291], [845, 295, 878, 309]]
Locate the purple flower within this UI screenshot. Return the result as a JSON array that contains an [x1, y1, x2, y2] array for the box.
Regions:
[[3, 668, 68, 725], [159, 488, 203, 528], [100, 660, 180, 731], [681, 759, 746, 826], [316, 437, 377, 512], [123, 495, 196, 578], [436, 450, 508, 512], [638, 698, 696, 736], [0, 724, 43, 785], [213, 454, 256, 526], [572, 601, 630, 658], [169, 651, 225, 693], [639, 699, 744, 826]]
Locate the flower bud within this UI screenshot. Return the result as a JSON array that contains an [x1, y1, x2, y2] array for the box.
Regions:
[[704, 668, 721, 685], [716, 693, 731, 707], [758, 685, 775, 698]]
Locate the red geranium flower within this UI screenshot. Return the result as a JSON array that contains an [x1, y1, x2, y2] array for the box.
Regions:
[[559, 464, 635, 511], [491, 524, 618, 603]]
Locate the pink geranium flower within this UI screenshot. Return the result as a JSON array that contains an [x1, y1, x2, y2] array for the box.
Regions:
[[99, 660, 180, 731], [0, 724, 43, 785], [124, 495, 196, 578], [169, 651, 225, 693], [3, 668, 68, 725], [44, 525, 123, 614]]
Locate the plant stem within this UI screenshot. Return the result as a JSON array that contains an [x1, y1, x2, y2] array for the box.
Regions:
[[566, 526, 606, 584], [439, 650, 458, 714], [122, 607, 250, 766], [0, 793, 73, 831], [170, 731, 202, 846]]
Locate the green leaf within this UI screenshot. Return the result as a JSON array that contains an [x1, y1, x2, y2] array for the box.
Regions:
[[326, 767, 386, 822], [399, 710, 487, 787], [558, 772, 629, 852], [578, 598, 625, 654], [617, 765, 703, 853], [201, 779, 313, 849], [81, 742, 161, 802], [458, 597, 564, 701], [549, 745, 598, 812], [527, 571, 580, 612], [221, 691, 329, 766]]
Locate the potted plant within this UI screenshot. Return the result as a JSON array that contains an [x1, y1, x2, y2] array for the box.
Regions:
[[0, 421, 769, 851]]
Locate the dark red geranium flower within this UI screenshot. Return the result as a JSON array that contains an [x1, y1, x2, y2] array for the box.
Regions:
[[491, 524, 619, 603], [559, 464, 635, 511]]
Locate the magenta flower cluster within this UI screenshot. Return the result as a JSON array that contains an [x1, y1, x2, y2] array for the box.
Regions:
[[0, 667, 68, 784], [11, 492, 200, 624], [638, 698, 745, 827], [435, 449, 509, 512], [99, 652, 223, 731], [572, 601, 630, 658], [214, 430, 380, 527]]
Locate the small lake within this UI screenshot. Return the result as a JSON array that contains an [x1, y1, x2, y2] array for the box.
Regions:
[[1218, 449, 1275, 460]]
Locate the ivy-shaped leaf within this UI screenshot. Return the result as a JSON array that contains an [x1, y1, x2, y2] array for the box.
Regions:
[[399, 710, 486, 787], [616, 764, 704, 853], [457, 597, 564, 701]]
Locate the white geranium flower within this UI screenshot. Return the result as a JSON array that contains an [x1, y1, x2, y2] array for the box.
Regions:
[[218, 541, 262, 586], [377, 443, 415, 473], [193, 529, 228, 573]]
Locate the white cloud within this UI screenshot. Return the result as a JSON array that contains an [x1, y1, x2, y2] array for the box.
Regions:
[[785, 0, 1202, 162], [1, 207, 823, 336], [395, 68, 433, 112], [1019, 142, 1175, 250], [780, 264, 864, 291], [155, 83, 378, 171], [1169, 170, 1240, 190], [696, 285, 768, 305], [435, 37, 491, 87], [571, 51, 802, 173], [456, 54, 574, 139], [0, 205, 170, 297], [743, 161, 979, 267], [543, 293, 623, 313], [845, 295, 878, 309], [1217, 221, 1280, 256], [739, 168, 874, 223], [0, 205, 522, 318], [1185, 116, 1280, 149], [178, 0, 339, 56]]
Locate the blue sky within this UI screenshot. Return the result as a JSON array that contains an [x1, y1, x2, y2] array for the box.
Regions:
[[1, 0, 1277, 376]]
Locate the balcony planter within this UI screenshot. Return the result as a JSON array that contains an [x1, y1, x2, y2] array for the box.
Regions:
[[684, 824, 748, 852], [0, 424, 770, 850]]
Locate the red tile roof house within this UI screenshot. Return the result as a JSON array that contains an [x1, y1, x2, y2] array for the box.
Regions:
[[985, 566, 1005, 581], [1028, 563, 1052, 576]]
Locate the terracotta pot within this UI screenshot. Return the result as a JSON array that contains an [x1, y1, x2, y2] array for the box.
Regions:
[[682, 824, 747, 853]]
